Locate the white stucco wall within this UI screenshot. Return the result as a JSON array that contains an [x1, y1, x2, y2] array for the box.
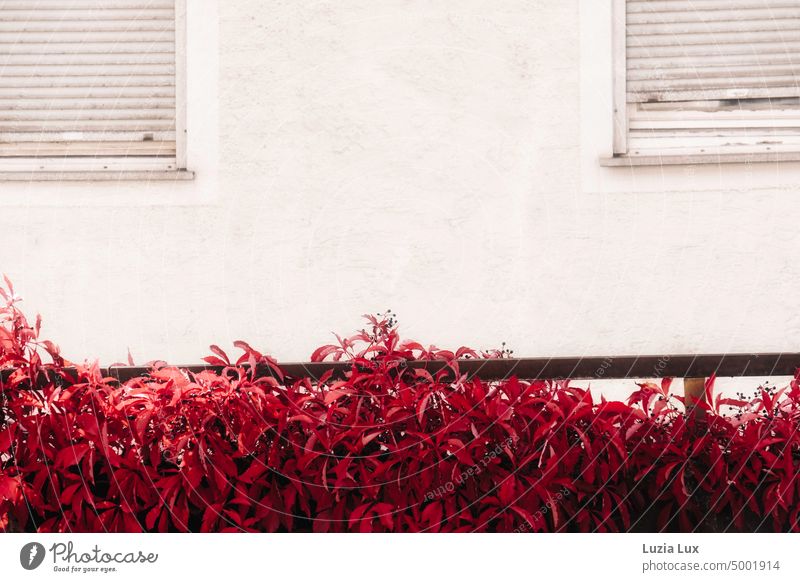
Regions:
[[0, 1, 797, 398]]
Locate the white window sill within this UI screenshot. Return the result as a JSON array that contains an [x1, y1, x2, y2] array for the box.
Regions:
[[600, 151, 800, 167], [0, 170, 195, 182]]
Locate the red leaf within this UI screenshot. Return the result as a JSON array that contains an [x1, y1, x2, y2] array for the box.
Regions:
[[0, 476, 20, 502], [324, 388, 355, 405], [208, 344, 230, 365], [311, 344, 339, 362], [145, 506, 162, 531], [498, 476, 516, 506], [55, 443, 91, 469], [0, 423, 15, 454], [348, 503, 372, 529], [417, 393, 432, 426]]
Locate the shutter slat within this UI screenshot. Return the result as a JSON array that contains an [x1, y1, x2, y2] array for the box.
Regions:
[[0, 119, 175, 130], [0, 30, 174, 43], [0, 130, 176, 142], [631, 118, 800, 130], [0, 42, 174, 55], [628, 7, 800, 23], [0, 77, 174, 90], [628, 40, 800, 58], [627, 0, 799, 12], [0, 9, 174, 21], [0, 52, 175, 65], [629, 29, 800, 47], [628, 19, 800, 34], [630, 116, 800, 130], [0, 64, 175, 76], [0, 97, 174, 110], [631, 107, 800, 120], [630, 86, 800, 103], [0, 53, 175, 66], [629, 134, 800, 149], [0, 141, 175, 157], [0, 109, 175, 121], [0, 20, 174, 33], [626, 0, 800, 103], [0, 157, 177, 173], [0, 0, 177, 163], [629, 75, 799, 92], [0, 86, 175, 98], [629, 63, 800, 80], [0, 1, 173, 9], [628, 51, 800, 68]]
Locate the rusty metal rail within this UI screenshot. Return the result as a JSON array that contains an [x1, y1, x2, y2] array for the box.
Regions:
[[2, 352, 798, 387]]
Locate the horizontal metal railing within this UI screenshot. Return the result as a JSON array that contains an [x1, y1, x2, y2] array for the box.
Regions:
[[2, 352, 799, 387]]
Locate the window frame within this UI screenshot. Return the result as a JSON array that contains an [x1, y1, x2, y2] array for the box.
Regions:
[[605, 0, 800, 167], [0, 0, 192, 180]]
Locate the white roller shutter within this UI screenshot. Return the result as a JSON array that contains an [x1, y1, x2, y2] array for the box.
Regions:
[[627, 0, 800, 103], [0, 0, 180, 168], [627, 102, 800, 156], [612, 0, 800, 161]]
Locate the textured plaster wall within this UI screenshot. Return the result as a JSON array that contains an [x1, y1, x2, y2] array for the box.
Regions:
[[0, 1, 797, 399]]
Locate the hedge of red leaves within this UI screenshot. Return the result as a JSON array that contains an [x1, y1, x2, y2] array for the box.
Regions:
[[1, 279, 800, 533]]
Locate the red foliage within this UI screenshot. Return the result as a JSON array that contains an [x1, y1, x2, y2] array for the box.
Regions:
[[1, 284, 799, 532]]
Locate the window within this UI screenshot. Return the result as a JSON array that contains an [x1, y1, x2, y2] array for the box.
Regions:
[[606, 0, 800, 165], [0, 0, 189, 178]]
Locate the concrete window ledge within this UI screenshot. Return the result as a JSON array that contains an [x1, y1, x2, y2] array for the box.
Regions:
[[0, 170, 196, 182], [600, 152, 800, 167]]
